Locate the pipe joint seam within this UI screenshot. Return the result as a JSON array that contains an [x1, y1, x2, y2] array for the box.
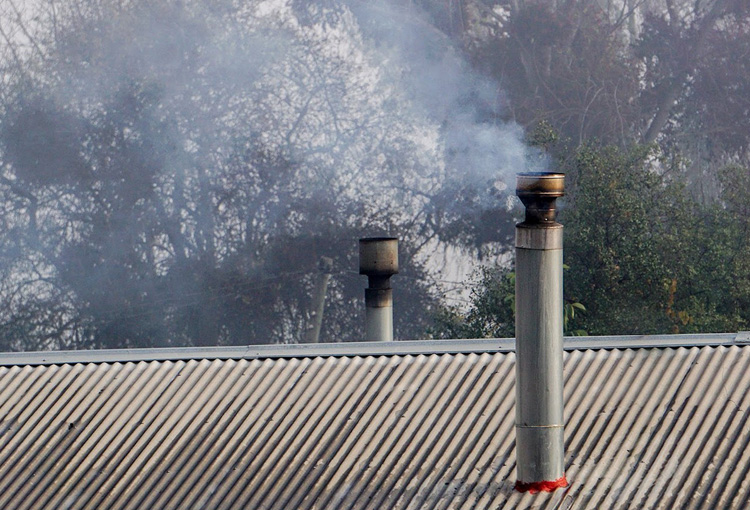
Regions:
[[365, 288, 393, 308], [516, 224, 563, 250]]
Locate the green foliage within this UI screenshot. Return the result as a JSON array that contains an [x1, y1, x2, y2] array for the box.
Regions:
[[430, 267, 515, 339], [439, 143, 750, 338], [562, 145, 750, 335], [564, 301, 587, 336], [562, 264, 587, 336], [431, 265, 587, 339], [562, 144, 675, 333], [527, 120, 559, 151]]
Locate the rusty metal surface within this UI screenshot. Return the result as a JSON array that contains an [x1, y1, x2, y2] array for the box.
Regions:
[[359, 237, 399, 276], [516, 172, 565, 196], [0, 344, 749, 509], [516, 172, 565, 224]]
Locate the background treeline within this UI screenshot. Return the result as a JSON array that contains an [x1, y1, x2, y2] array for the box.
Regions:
[[0, 0, 748, 350], [432, 0, 750, 338], [434, 140, 750, 338]]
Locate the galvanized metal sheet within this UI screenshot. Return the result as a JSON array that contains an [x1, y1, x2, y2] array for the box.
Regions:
[[0, 333, 743, 366], [0, 345, 748, 509]]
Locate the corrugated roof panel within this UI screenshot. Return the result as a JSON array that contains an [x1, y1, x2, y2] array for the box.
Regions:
[[2, 333, 745, 366], [1, 344, 750, 509]]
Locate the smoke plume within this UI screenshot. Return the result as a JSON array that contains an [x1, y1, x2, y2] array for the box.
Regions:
[[0, 0, 537, 348]]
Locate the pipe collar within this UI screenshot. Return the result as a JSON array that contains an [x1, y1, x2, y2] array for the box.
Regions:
[[516, 224, 563, 250]]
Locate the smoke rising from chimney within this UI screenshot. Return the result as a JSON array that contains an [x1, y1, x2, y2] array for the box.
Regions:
[[349, 0, 542, 199], [0, 0, 541, 347]]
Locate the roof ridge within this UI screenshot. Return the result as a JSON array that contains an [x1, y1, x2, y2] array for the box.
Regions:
[[0, 333, 745, 366]]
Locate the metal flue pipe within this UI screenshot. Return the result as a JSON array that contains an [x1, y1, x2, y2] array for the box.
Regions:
[[303, 256, 334, 344], [359, 237, 398, 342], [514, 172, 568, 493]]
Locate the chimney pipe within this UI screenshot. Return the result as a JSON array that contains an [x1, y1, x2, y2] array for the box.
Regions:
[[359, 237, 398, 342], [514, 172, 567, 493], [303, 256, 334, 344]]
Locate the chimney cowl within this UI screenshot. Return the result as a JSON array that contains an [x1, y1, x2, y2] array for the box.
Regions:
[[359, 237, 399, 277], [516, 172, 565, 225]]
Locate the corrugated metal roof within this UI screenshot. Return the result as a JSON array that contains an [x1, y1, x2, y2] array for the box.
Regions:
[[0, 342, 749, 509], [0, 332, 744, 365]]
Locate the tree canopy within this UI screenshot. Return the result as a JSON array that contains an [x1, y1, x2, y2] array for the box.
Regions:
[[429, 0, 750, 338], [436, 141, 750, 338], [0, 0, 748, 349], [0, 0, 534, 349]]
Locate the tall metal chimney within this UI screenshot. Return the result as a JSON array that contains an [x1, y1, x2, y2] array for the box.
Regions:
[[514, 172, 567, 493], [359, 237, 398, 342]]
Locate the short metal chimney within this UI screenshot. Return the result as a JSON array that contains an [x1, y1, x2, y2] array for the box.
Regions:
[[514, 172, 567, 493], [359, 237, 398, 342]]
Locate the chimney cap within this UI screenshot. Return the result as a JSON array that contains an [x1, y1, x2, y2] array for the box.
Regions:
[[359, 237, 399, 276], [516, 172, 565, 198], [516, 173, 565, 225]]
